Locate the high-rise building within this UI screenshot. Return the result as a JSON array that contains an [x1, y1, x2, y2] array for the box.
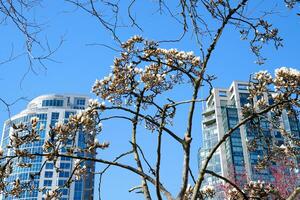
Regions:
[[0, 94, 95, 200], [199, 81, 300, 187]]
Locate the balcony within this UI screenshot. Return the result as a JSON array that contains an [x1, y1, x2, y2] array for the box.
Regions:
[[202, 107, 215, 116], [203, 114, 216, 126]]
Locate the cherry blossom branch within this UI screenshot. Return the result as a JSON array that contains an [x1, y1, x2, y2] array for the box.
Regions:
[[131, 93, 152, 200], [100, 115, 133, 122], [177, 80, 200, 199], [155, 106, 167, 200], [134, 143, 156, 176]]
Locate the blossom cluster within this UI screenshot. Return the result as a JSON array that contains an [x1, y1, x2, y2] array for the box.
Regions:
[[244, 181, 277, 199], [73, 159, 87, 181], [43, 99, 107, 157], [243, 67, 299, 118], [226, 188, 242, 200], [42, 187, 61, 200], [92, 36, 201, 106], [227, 181, 277, 200], [8, 117, 41, 149], [200, 185, 215, 198], [183, 184, 215, 200], [274, 67, 300, 92]]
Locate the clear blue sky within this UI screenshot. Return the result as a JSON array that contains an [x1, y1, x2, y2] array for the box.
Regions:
[[0, 1, 299, 199]]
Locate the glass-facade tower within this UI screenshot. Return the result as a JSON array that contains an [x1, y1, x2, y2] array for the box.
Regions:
[[199, 81, 300, 187], [0, 94, 95, 200]]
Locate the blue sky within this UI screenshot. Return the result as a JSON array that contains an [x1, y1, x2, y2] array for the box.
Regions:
[[0, 1, 299, 199]]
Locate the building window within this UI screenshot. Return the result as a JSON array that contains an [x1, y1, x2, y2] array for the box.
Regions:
[[60, 163, 71, 169], [37, 113, 47, 120], [42, 99, 63, 107], [59, 171, 70, 178], [51, 112, 59, 120], [45, 171, 53, 178], [59, 180, 67, 186], [45, 163, 54, 169], [44, 180, 52, 187], [219, 91, 227, 97], [61, 156, 71, 161], [237, 83, 248, 90], [51, 112, 59, 126], [74, 98, 85, 106]]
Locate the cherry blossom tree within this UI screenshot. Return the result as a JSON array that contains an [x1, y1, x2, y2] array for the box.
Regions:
[[0, 1, 299, 200]]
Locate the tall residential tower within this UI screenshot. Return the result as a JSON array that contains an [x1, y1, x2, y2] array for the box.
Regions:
[[0, 94, 95, 200], [199, 81, 300, 187]]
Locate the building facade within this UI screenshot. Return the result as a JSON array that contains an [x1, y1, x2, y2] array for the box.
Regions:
[[199, 81, 300, 187], [0, 94, 95, 200]]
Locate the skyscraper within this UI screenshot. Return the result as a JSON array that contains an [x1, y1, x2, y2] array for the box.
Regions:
[[199, 81, 300, 187], [0, 94, 95, 200]]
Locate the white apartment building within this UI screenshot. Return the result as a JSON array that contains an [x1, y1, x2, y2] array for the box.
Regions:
[[0, 94, 95, 200]]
